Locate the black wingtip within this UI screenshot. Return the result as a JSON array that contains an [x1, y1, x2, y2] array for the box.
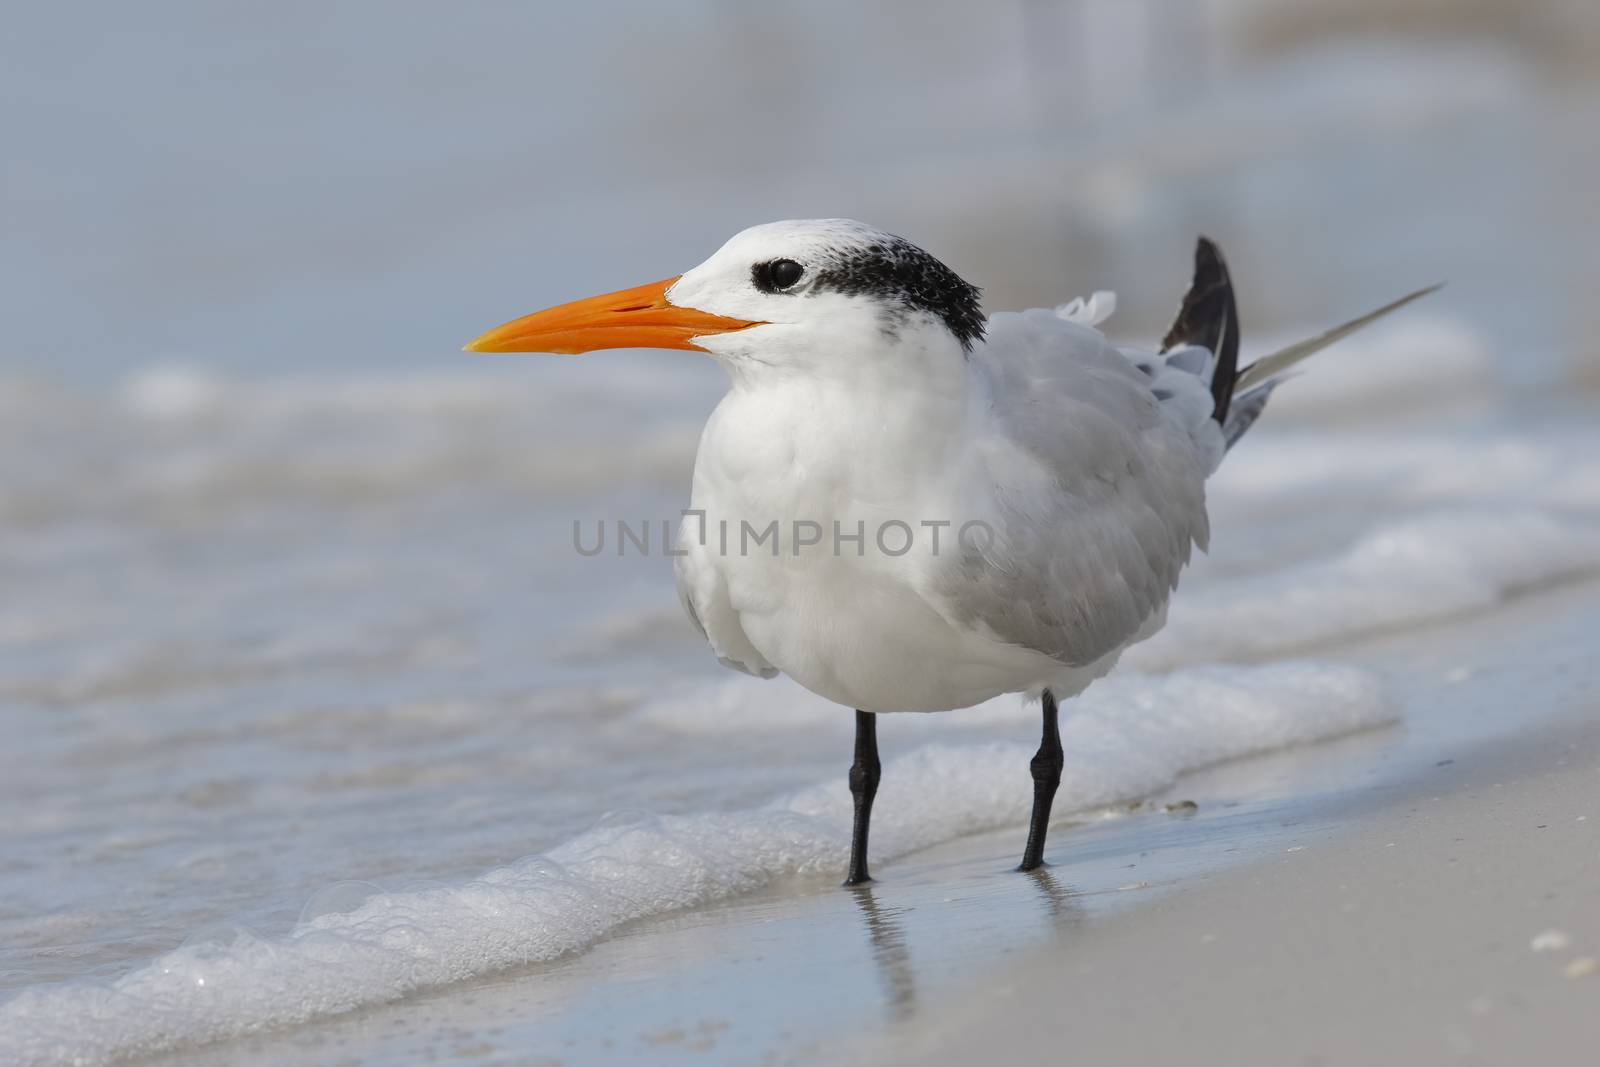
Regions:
[[1162, 236, 1240, 424]]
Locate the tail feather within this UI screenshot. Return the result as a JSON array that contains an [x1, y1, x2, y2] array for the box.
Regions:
[[1233, 283, 1444, 396], [1161, 237, 1239, 425], [1221, 380, 1278, 449], [1157, 237, 1440, 451]]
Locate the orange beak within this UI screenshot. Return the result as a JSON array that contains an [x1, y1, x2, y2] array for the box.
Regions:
[[464, 276, 765, 354]]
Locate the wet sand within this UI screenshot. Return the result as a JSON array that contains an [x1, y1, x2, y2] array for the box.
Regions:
[[862, 710, 1600, 1067], [145, 578, 1600, 1066]]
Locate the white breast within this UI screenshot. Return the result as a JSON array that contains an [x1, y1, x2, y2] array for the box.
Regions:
[[675, 365, 1071, 712], [673, 307, 1218, 713]]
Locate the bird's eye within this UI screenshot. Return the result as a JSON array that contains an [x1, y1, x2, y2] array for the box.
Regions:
[[754, 258, 805, 293]]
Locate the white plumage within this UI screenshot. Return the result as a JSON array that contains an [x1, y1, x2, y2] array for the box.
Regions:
[[672, 220, 1225, 713]]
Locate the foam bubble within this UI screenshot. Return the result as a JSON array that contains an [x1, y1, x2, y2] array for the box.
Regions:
[[0, 662, 1390, 1066]]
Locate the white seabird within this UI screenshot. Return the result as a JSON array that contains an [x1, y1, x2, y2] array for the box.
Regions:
[[467, 219, 1434, 883]]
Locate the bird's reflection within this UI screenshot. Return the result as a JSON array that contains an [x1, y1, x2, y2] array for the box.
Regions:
[[1025, 865, 1084, 926], [849, 884, 917, 1022], [848, 864, 1087, 1025]]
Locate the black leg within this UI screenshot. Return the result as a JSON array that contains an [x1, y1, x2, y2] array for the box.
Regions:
[[845, 709, 882, 886], [1018, 688, 1063, 871]]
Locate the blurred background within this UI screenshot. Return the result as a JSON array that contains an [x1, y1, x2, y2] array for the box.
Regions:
[[3, 0, 1597, 388], [3, 0, 1599, 1030]]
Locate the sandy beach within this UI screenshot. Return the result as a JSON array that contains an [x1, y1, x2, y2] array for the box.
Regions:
[[870, 713, 1600, 1067]]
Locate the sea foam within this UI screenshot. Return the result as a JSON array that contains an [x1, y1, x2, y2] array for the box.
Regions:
[[0, 661, 1389, 1066]]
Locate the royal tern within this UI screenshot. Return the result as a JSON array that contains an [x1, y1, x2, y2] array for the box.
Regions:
[[468, 219, 1434, 884]]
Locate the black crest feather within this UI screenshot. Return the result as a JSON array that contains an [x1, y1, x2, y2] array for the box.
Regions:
[[813, 237, 986, 352]]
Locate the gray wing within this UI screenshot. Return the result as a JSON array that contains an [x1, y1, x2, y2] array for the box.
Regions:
[[929, 308, 1222, 667]]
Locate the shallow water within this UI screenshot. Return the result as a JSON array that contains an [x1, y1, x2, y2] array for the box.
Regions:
[[52, 572, 1600, 1067]]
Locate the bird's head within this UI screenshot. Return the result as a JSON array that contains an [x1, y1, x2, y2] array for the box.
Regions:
[[465, 219, 985, 379]]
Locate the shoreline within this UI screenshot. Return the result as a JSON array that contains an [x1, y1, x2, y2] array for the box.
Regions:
[[133, 577, 1600, 1066], [861, 710, 1600, 1066]]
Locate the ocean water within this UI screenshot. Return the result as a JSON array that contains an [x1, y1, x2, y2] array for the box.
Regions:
[[3, 310, 1600, 1063]]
